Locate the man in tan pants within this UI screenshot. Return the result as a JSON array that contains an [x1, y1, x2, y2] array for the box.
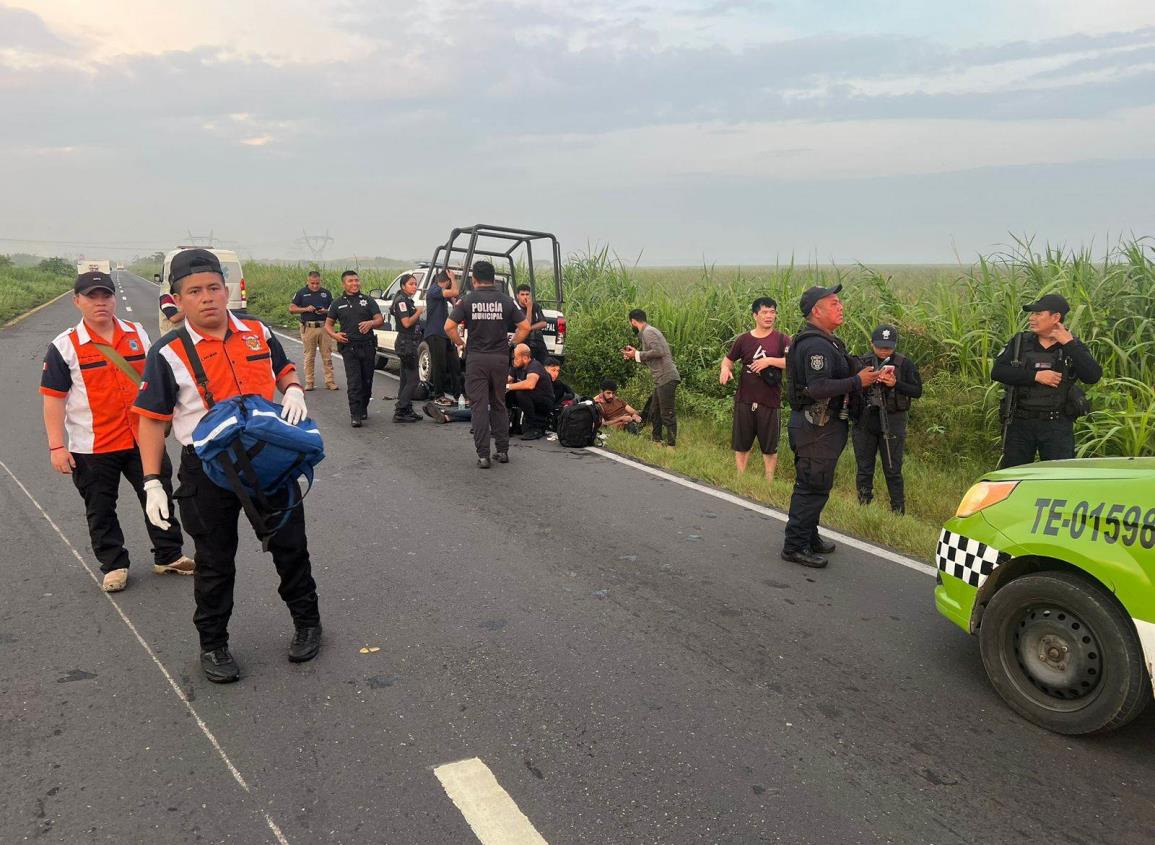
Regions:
[[289, 270, 338, 390]]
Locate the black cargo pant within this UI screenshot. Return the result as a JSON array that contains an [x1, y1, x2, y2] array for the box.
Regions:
[[649, 379, 679, 447], [509, 390, 553, 432], [427, 335, 462, 398], [395, 350, 418, 416], [783, 413, 848, 553], [853, 411, 907, 513], [1001, 415, 1075, 468], [72, 449, 184, 574], [174, 449, 319, 652], [341, 342, 376, 419], [466, 352, 511, 458]]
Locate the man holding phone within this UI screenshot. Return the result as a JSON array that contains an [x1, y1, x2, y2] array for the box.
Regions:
[[851, 324, 922, 515]]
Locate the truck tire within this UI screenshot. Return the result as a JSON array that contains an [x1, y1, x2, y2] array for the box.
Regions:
[[978, 571, 1151, 735], [417, 341, 431, 382]]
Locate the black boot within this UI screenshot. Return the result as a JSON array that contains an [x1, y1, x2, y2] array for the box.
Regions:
[[288, 625, 323, 663], [811, 537, 836, 555], [780, 549, 828, 568], [201, 647, 240, 683]]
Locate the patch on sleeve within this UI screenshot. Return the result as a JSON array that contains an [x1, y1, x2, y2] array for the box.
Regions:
[[809, 354, 826, 371]]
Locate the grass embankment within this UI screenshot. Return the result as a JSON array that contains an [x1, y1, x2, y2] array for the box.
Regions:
[[0, 265, 74, 325]]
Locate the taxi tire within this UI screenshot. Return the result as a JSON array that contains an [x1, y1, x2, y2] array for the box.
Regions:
[[979, 571, 1150, 735]]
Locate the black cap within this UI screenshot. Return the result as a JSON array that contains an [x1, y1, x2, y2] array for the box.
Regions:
[[799, 284, 842, 317], [169, 248, 223, 284], [1022, 293, 1069, 316], [75, 271, 115, 295], [871, 324, 898, 349]]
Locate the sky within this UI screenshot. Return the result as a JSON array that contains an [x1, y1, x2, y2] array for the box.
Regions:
[[2, 0, 1154, 264]]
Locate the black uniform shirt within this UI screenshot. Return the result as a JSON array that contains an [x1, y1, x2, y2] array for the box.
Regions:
[[291, 287, 333, 324], [792, 324, 859, 405], [390, 292, 420, 336], [449, 287, 525, 355], [512, 360, 554, 403], [330, 293, 381, 344]]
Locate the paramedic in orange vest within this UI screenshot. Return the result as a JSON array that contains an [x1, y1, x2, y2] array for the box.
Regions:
[[131, 249, 321, 684], [40, 271, 194, 593]]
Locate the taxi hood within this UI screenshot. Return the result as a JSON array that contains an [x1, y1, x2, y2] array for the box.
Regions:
[[985, 456, 1155, 483]]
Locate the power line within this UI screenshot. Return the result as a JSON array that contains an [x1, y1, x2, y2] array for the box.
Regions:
[[295, 229, 334, 262]]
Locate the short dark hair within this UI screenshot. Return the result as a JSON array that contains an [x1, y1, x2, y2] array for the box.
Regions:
[[433, 270, 450, 285], [545, 357, 560, 367], [628, 309, 647, 323], [752, 296, 777, 313], [515, 284, 531, 294], [307, 270, 321, 279], [398, 273, 416, 287], [600, 378, 618, 391], [472, 260, 496, 282], [341, 270, 359, 280]]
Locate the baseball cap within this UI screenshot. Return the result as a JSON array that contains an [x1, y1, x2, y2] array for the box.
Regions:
[[1022, 293, 1070, 316], [799, 284, 843, 317], [75, 271, 115, 295], [871, 324, 899, 349], [169, 248, 223, 284]]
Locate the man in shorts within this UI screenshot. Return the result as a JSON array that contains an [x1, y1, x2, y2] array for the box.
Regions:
[[719, 297, 789, 481]]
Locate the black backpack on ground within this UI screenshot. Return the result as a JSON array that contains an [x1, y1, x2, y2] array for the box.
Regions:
[[557, 401, 601, 447]]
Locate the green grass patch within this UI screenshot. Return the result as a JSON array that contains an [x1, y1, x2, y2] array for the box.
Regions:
[[0, 265, 74, 325]]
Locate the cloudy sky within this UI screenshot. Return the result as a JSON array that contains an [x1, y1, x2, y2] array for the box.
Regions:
[[2, 0, 1154, 264]]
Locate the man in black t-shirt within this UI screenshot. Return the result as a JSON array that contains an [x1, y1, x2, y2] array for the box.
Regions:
[[389, 273, 423, 422], [289, 270, 337, 391], [506, 343, 554, 440], [446, 261, 530, 467], [325, 270, 383, 427], [516, 284, 548, 363]]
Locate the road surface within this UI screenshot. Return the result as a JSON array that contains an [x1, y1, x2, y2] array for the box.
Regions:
[[1, 271, 1152, 844]]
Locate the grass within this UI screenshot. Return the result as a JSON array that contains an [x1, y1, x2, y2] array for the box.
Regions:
[[0, 265, 74, 325]]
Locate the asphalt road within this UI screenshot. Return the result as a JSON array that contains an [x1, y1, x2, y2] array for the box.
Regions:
[[1, 270, 1153, 845]]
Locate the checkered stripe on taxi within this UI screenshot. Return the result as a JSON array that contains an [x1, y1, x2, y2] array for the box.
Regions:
[[936, 528, 1007, 588]]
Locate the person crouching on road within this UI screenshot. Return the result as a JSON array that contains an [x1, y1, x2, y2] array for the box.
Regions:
[[781, 285, 881, 569], [593, 380, 642, 433], [41, 271, 194, 593], [389, 273, 424, 423], [445, 261, 531, 468], [506, 343, 554, 440], [289, 270, 338, 391], [325, 270, 383, 428], [851, 325, 922, 514], [622, 309, 680, 448], [719, 296, 788, 482], [131, 249, 321, 684]]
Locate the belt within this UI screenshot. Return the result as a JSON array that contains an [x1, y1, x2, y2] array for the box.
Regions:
[[1014, 408, 1065, 421], [301, 321, 324, 327]]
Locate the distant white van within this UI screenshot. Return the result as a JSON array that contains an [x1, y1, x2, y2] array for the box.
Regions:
[[77, 259, 112, 275], [157, 247, 247, 335]]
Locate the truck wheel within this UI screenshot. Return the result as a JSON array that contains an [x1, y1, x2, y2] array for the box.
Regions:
[[417, 342, 431, 382], [978, 571, 1151, 735]]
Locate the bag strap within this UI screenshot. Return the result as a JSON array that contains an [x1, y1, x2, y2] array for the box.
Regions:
[[177, 327, 216, 408], [89, 338, 142, 386]]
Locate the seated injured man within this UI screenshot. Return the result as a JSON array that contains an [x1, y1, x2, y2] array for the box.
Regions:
[[594, 379, 642, 432]]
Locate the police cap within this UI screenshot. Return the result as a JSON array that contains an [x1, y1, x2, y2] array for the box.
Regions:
[[799, 284, 843, 317], [170, 249, 223, 284], [871, 324, 899, 349], [75, 271, 115, 295], [1022, 293, 1070, 317]]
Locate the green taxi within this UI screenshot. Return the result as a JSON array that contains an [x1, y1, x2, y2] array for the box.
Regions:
[[935, 457, 1155, 734]]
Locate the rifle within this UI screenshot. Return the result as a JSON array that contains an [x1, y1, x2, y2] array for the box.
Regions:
[[869, 355, 895, 471], [997, 333, 1025, 469]]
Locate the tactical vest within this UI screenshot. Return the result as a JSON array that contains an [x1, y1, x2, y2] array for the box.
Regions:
[[1015, 334, 1073, 412], [785, 327, 853, 412], [869, 352, 911, 413]]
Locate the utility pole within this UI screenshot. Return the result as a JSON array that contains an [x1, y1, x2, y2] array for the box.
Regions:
[[186, 229, 214, 247], [296, 229, 333, 263]]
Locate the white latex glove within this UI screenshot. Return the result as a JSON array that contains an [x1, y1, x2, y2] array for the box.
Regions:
[[143, 479, 171, 530], [281, 386, 308, 426]]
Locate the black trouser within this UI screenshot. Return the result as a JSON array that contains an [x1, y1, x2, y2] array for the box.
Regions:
[[72, 449, 184, 574], [466, 352, 511, 458], [341, 342, 376, 418], [427, 335, 462, 398], [174, 449, 319, 652], [853, 411, 907, 513], [395, 351, 418, 415], [649, 379, 679, 446], [509, 390, 553, 432], [783, 413, 848, 553], [1002, 415, 1075, 468]]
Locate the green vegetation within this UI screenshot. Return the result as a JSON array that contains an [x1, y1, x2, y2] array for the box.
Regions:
[[0, 260, 75, 325], [244, 265, 400, 329]]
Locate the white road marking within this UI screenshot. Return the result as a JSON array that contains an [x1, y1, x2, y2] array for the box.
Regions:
[[0, 458, 292, 845], [586, 447, 936, 577], [125, 306, 132, 312], [434, 758, 548, 845]]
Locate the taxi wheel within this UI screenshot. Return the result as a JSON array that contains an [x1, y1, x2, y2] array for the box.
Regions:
[[979, 571, 1150, 735]]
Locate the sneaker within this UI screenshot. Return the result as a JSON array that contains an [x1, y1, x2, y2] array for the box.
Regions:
[[153, 555, 195, 576], [477, 456, 492, 469], [520, 429, 544, 441], [434, 396, 455, 407], [361, 411, 369, 421], [288, 625, 323, 663], [200, 647, 240, 683], [101, 569, 128, 592], [392, 413, 419, 423], [494, 452, 509, 464], [351, 416, 362, 428]]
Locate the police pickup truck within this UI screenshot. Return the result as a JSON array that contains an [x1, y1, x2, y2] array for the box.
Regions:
[[935, 457, 1155, 734], [368, 225, 566, 379]]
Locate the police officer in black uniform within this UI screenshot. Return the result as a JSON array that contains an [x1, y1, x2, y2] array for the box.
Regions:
[[781, 285, 881, 568], [389, 273, 423, 423], [446, 261, 531, 468], [992, 293, 1101, 467], [851, 324, 922, 514], [325, 270, 383, 427]]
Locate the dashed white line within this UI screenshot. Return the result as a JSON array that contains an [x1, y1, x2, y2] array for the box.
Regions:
[[434, 758, 548, 845], [0, 458, 292, 845]]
